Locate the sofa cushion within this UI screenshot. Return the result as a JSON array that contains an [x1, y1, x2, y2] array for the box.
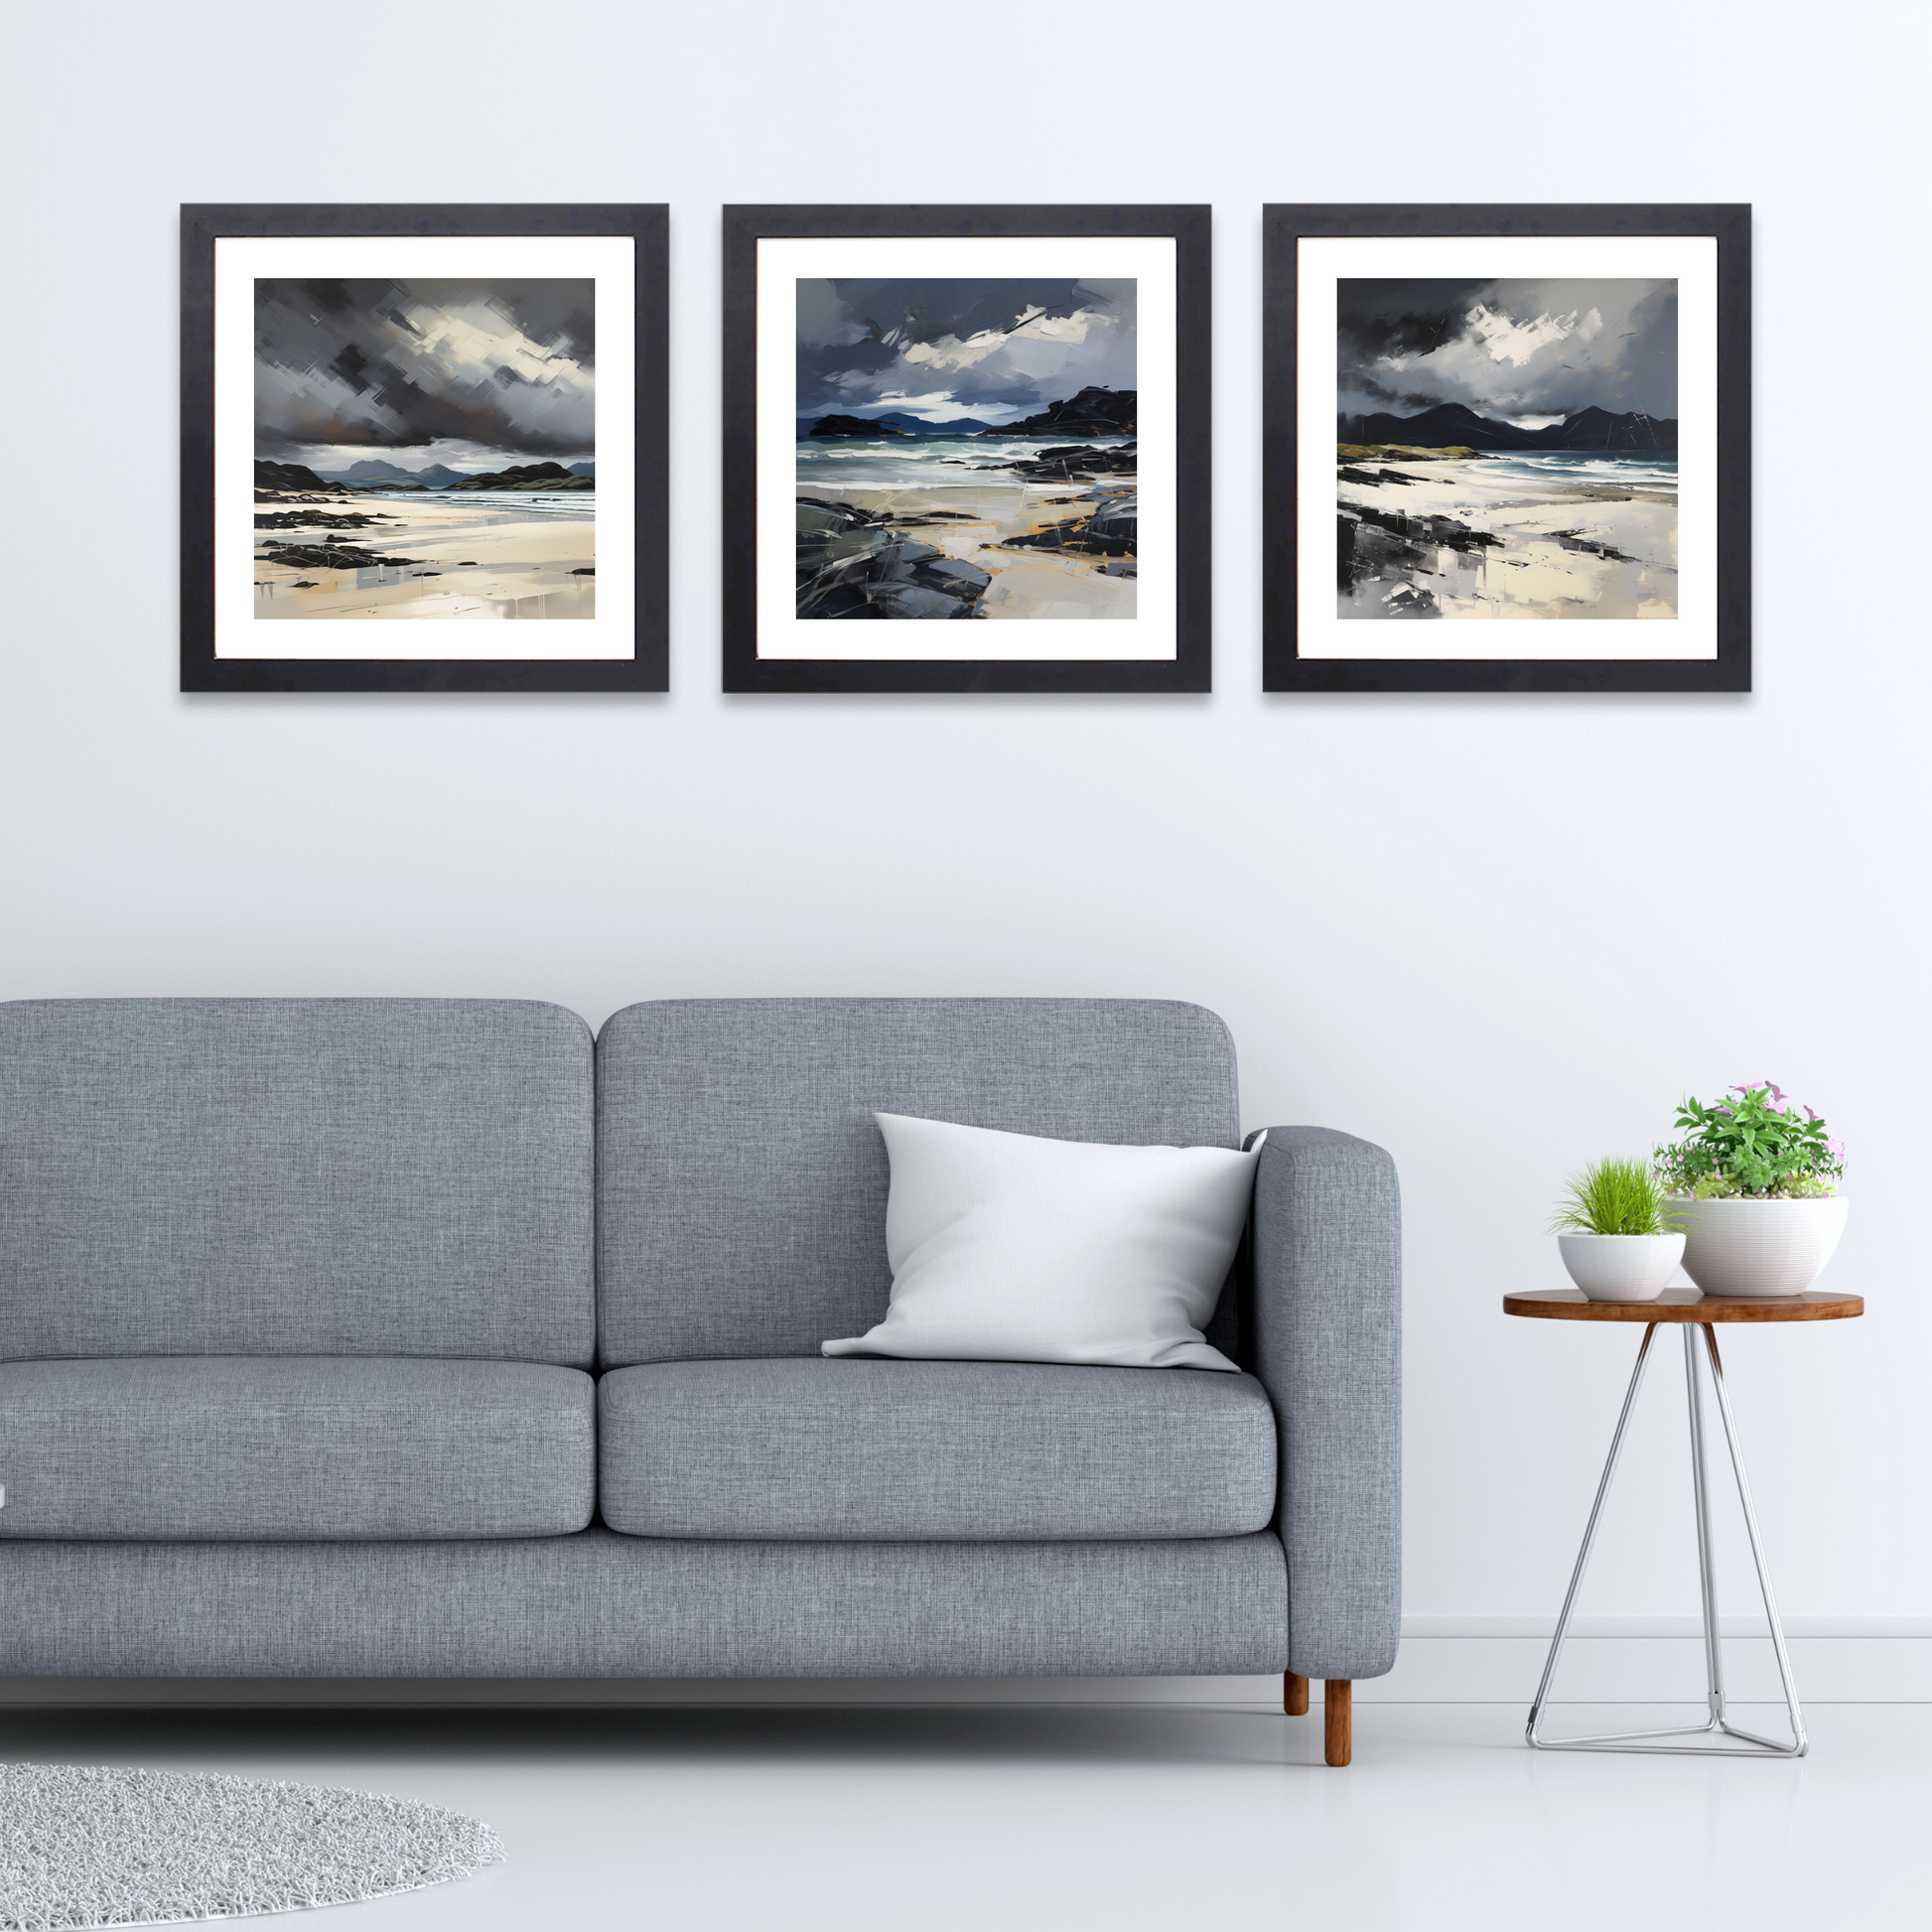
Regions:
[[0, 999, 594, 1364], [823, 1113, 1259, 1372], [595, 999, 1241, 1366], [0, 1532, 1289, 1678], [597, 1357, 1277, 1539], [0, 1358, 594, 1539]]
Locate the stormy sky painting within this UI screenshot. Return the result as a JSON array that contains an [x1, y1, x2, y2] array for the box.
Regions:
[[1334, 276, 1680, 623], [795, 277, 1135, 428], [1337, 277, 1676, 431], [255, 278, 595, 473]]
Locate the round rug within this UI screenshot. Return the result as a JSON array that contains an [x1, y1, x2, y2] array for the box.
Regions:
[[0, 1763, 505, 1930]]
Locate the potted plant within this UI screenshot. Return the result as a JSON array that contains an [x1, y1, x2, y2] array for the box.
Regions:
[[1549, 1157, 1686, 1302], [1654, 1081, 1848, 1298]]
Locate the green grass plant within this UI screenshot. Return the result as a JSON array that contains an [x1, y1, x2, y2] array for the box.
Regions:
[[1549, 1157, 1683, 1237]]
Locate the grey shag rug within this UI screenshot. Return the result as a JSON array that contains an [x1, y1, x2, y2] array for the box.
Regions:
[[0, 1762, 505, 1930]]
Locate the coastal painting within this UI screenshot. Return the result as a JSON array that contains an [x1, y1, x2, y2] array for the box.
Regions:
[[253, 277, 598, 621], [182, 205, 667, 692], [794, 276, 1139, 621], [1336, 277, 1677, 621], [1263, 206, 1750, 692], [723, 207, 1210, 693]]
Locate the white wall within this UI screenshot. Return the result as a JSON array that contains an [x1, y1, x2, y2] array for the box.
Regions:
[[5, 0, 1925, 1684]]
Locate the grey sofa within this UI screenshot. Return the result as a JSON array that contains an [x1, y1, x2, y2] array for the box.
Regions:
[[0, 997, 1400, 1764]]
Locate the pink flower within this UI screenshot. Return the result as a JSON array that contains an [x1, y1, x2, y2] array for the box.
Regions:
[[1827, 1138, 1845, 1156]]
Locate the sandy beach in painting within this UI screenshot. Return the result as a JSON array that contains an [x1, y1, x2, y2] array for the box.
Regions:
[[253, 490, 595, 621], [1337, 451, 1677, 621], [798, 466, 1138, 621]]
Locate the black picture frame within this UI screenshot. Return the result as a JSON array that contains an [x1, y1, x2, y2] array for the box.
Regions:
[[1263, 204, 1750, 693], [723, 205, 1211, 693], [181, 203, 668, 693]]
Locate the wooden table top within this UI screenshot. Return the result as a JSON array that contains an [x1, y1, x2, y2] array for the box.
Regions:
[[1504, 1288, 1863, 1323]]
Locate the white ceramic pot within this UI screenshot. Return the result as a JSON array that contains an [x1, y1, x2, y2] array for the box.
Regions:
[[1557, 1232, 1687, 1302], [1670, 1195, 1850, 1298]]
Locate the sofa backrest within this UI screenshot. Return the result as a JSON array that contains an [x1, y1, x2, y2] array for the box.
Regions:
[[595, 999, 1241, 1366], [0, 999, 594, 1365]]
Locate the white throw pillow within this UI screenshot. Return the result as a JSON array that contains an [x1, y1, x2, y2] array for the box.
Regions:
[[822, 1114, 1262, 1372]]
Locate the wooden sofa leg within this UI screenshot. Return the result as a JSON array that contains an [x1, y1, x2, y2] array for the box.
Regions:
[[1284, 1672, 1310, 1716], [1323, 1681, 1352, 1766]]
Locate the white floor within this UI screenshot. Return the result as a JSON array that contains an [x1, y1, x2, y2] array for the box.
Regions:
[[3, 1701, 1924, 1931]]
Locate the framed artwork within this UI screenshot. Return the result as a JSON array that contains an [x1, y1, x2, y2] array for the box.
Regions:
[[722, 205, 1211, 693], [181, 204, 668, 692], [1263, 205, 1750, 693]]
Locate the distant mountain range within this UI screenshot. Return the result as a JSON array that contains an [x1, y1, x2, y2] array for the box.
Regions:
[[875, 411, 995, 437], [800, 393, 1137, 439], [313, 459, 467, 486], [1337, 402, 1677, 452], [311, 458, 596, 486], [800, 411, 999, 439]]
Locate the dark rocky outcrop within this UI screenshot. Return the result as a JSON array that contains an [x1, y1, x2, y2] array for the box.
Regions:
[[256, 541, 422, 571], [254, 460, 333, 492], [440, 462, 594, 492], [253, 510, 386, 531], [971, 441, 1138, 483], [980, 386, 1136, 439], [999, 491, 1137, 560], [808, 415, 910, 439], [1339, 501, 1503, 606], [796, 496, 988, 619]]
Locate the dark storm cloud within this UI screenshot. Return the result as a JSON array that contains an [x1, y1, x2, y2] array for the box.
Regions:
[[1337, 280, 1491, 366], [796, 276, 1136, 422], [255, 278, 595, 456], [1337, 277, 1677, 423]]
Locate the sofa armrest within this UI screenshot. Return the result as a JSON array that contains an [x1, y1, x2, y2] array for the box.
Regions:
[[1248, 1125, 1402, 1681]]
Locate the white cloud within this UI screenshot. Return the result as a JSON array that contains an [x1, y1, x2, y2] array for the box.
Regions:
[[902, 304, 1107, 373], [902, 327, 1016, 372]]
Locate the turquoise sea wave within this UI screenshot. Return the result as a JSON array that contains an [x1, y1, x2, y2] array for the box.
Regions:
[[795, 437, 1133, 490], [1472, 452, 1677, 493]]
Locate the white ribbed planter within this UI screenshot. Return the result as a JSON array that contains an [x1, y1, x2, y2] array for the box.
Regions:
[[1670, 1194, 1850, 1298], [1557, 1231, 1687, 1302]]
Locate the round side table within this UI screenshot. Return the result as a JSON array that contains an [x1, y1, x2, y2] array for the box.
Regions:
[[1504, 1286, 1863, 1757]]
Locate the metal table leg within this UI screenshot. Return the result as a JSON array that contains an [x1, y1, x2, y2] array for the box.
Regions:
[[1527, 1321, 1808, 1756]]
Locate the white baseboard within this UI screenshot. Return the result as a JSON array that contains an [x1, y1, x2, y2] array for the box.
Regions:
[[1366, 1616, 1932, 1705], [1365, 1635, 1932, 1704], [3, 1625, 1926, 1709]]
